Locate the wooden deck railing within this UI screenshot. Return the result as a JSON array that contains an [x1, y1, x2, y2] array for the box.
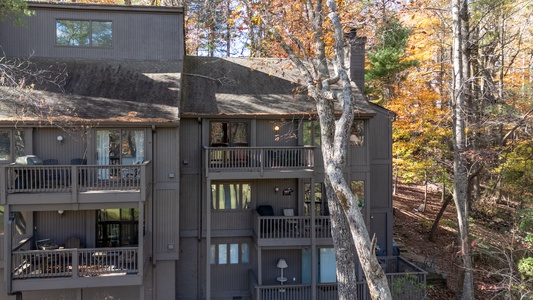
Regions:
[[12, 247, 138, 279], [248, 256, 426, 300], [253, 211, 332, 240], [205, 146, 315, 173], [3, 161, 151, 194]]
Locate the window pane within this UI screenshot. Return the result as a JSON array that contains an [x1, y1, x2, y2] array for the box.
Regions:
[[121, 130, 144, 164], [231, 122, 248, 145], [351, 181, 365, 208], [241, 243, 250, 263], [303, 122, 312, 145], [92, 21, 112, 47], [56, 20, 90, 46], [211, 122, 229, 145], [14, 131, 25, 159], [350, 121, 365, 146], [211, 184, 217, 209], [229, 244, 239, 264], [0, 131, 10, 161], [210, 245, 216, 264], [242, 183, 251, 209], [218, 244, 227, 264]]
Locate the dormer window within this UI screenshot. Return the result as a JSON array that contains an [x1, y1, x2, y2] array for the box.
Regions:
[[56, 19, 112, 47]]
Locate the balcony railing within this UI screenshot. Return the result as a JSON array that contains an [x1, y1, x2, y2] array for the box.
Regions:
[[205, 146, 315, 173], [253, 211, 332, 242], [249, 256, 427, 300], [12, 247, 138, 280], [2, 161, 151, 194]]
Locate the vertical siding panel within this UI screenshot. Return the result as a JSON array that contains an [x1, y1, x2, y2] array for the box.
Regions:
[[0, 6, 183, 60], [34, 210, 88, 247], [180, 119, 201, 169], [33, 128, 87, 164], [180, 175, 199, 231], [256, 120, 298, 147], [261, 249, 301, 285], [154, 127, 179, 260]]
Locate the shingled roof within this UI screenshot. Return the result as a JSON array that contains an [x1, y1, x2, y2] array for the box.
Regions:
[[0, 58, 182, 125], [181, 56, 375, 117]]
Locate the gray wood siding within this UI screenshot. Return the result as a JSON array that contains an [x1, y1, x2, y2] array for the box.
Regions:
[[34, 210, 93, 248], [369, 212, 388, 256], [0, 5, 183, 60], [261, 249, 301, 285], [255, 179, 299, 216], [180, 174, 200, 231], [256, 120, 298, 147], [176, 237, 200, 299], [180, 119, 202, 170], [350, 146, 368, 166], [369, 112, 392, 160], [153, 127, 179, 260], [32, 128, 88, 164], [154, 189, 179, 260], [369, 164, 391, 209], [212, 210, 252, 231]]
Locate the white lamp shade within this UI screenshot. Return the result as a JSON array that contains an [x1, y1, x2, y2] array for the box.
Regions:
[[277, 259, 288, 269]]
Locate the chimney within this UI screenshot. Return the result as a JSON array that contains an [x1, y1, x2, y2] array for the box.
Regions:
[[345, 28, 367, 93]]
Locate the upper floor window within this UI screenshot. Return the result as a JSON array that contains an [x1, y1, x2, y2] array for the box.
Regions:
[[56, 20, 112, 47], [210, 121, 248, 146], [96, 129, 145, 166], [0, 130, 25, 163], [304, 182, 329, 216], [350, 120, 365, 146], [211, 182, 251, 210], [303, 120, 321, 146]]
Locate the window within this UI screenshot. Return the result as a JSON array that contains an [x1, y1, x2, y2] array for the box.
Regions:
[[96, 129, 145, 178], [211, 182, 251, 210], [96, 208, 139, 247], [304, 182, 329, 216], [303, 120, 321, 146], [210, 243, 250, 265], [350, 180, 365, 208], [56, 20, 112, 47], [210, 121, 248, 146], [0, 130, 25, 163], [350, 120, 365, 146]]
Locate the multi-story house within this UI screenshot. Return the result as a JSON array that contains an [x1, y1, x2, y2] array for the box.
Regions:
[[0, 2, 425, 300]]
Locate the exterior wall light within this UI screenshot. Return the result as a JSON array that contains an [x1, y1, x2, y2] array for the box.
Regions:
[[274, 187, 279, 193], [274, 125, 280, 134], [57, 135, 64, 144]]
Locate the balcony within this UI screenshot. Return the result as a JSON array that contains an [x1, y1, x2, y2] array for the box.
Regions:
[[10, 246, 141, 291], [249, 257, 427, 300], [205, 147, 315, 179], [0, 161, 152, 205], [253, 211, 332, 246]]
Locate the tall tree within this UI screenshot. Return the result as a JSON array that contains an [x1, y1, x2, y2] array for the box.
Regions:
[[246, 1, 393, 299], [451, 0, 475, 298]]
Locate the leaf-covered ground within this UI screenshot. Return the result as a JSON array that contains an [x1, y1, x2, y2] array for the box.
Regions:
[[392, 184, 526, 299]]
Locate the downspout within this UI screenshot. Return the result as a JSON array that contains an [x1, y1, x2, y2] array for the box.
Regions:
[[151, 125, 157, 300], [197, 117, 203, 297]]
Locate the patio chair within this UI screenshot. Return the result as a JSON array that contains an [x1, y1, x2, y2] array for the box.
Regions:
[[256, 205, 275, 236]]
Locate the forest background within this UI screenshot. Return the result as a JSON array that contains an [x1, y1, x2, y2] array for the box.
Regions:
[[3, 0, 533, 298]]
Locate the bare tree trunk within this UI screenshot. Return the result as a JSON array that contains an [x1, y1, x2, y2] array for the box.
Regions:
[[429, 194, 451, 242], [451, 0, 475, 298], [325, 179, 358, 299]]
